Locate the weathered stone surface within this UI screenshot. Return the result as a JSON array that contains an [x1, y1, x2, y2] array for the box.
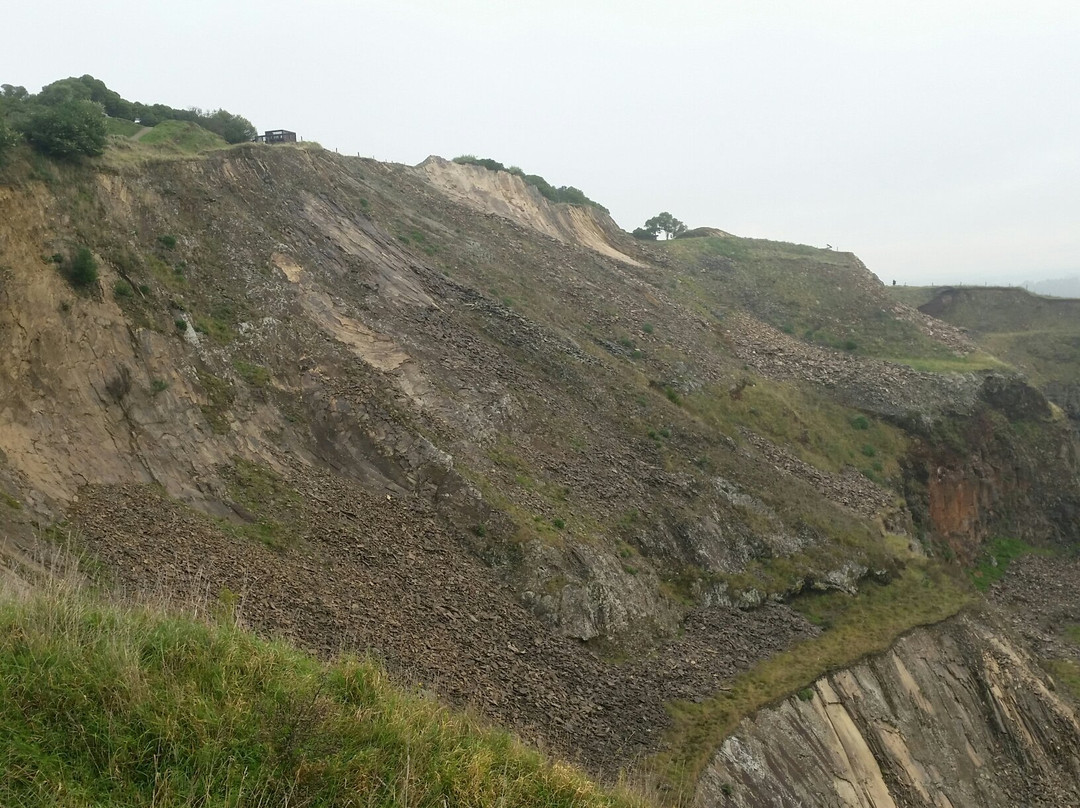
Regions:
[[696, 560, 1080, 808]]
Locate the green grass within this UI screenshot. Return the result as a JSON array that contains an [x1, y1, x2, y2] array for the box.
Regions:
[[653, 560, 973, 793], [969, 536, 1049, 592], [234, 360, 272, 388], [105, 117, 144, 138], [982, 331, 1080, 386], [1045, 658, 1080, 702], [193, 315, 236, 344], [883, 285, 941, 308], [0, 585, 647, 808], [884, 351, 1011, 373], [683, 377, 908, 479], [195, 369, 235, 434], [662, 236, 960, 361], [889, 286, 1080, 385], [138, 120, 228, 154]]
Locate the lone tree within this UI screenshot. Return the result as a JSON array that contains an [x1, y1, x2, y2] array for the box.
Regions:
[[633, 212, 687, 240]]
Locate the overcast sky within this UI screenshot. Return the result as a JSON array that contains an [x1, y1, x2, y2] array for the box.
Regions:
[[4, 1, 1079, 285]]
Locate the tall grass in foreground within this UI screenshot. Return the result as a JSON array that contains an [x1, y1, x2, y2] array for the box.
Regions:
[[0, 585, 647, 808]]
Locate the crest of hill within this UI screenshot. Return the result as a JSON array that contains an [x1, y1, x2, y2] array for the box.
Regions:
[[417, 155, 645, 266]]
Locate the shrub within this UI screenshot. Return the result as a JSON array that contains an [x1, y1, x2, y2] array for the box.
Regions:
[[850, 415, 870, 430], [0, 119, 17, 164], [20, 99, 107, 159], [113, 280, 132, 298], [200, 108, 257, 144], [151, 379, 169, 394], [175, 317, 188, 332], [157, 234, 177, 250], [642, 322, 654, 334], [105, 365, 132, 401], [234, 361, 271, 388], [861, 445, 877, 457], [66, 247, 98, 288]]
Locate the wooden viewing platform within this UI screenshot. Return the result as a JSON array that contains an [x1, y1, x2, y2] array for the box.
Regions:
[[254, 129, 297, 144]]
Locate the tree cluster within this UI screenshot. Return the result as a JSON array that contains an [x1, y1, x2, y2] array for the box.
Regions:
[[1, 82, 106, 160], [632, 212, 687, 240], [0, 75, 257, 162]]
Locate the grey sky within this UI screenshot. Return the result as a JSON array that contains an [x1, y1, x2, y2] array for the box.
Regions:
[[5, 1, 1079, 286]]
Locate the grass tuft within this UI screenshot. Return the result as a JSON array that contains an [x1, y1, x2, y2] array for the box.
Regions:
[[0, 584, 649, 808]]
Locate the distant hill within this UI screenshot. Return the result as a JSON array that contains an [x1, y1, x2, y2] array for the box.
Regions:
[[888, 284, 1080, 418], [1029, 275, 1080, 298]]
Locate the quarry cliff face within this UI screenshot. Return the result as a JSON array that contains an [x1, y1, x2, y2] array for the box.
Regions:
[[2, 144, 1080, 802], [696, 613, 1080, 808], [696, 557, 1080, 808]]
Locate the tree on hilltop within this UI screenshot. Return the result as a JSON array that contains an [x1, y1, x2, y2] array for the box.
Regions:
[[633, 212, 687, 240]]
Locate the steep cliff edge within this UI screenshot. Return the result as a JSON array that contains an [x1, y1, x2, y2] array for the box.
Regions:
[[416, 156, 644, 266], [696, 591, 1080, 807]]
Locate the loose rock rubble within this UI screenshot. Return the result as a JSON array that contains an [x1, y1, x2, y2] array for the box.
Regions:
[[70, 481, 816, 773]]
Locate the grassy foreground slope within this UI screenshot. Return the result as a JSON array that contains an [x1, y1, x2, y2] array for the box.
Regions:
[[0, 587, 646, 808]]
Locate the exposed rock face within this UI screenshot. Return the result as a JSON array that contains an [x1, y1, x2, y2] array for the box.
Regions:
[[901, 380, 1080, 561], [1044, 380, 1080, 421], [416, 156, 644, 266], [0, 185, 227, 516], [696, 612, 1080, 808]]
